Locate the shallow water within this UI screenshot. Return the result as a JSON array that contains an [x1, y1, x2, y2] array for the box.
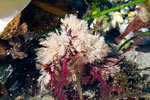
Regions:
[[1, 0, 150, 100]]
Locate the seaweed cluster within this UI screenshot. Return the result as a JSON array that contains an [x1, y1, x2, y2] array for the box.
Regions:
[[36, 15, 123, 100], [1, 0, 150, 100]]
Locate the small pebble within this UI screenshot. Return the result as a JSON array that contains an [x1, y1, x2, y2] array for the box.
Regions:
[[120, 7, 129, 15], [119, 22, 129, 33], [124, 0, 129, 2], [128, 11, 136, 21], [138, 28, 149, 32], [15, 96, 25, 100], [111, 19, 117, 28], [113, 12, 124, 24]]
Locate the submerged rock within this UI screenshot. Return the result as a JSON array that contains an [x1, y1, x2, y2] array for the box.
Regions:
[[15, 96, 25, 100], [124, 47, 150, 77]]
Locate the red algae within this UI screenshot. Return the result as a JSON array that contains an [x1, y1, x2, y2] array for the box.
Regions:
[[36, 15, 122, 100]]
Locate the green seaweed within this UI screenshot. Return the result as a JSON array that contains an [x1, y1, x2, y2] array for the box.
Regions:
[[117, 32, 150, 52], [84, 0, 147, 21], [34, 0, 147, 39], [91, 3, 100, 15]]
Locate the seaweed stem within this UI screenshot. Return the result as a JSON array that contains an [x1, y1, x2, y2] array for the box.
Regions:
[[74, 68, 84, 100], [117, 32, 150, 52]]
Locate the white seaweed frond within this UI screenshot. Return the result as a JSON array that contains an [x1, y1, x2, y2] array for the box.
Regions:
[[36, 14, 110, 66], [38, 70, 51, 91]]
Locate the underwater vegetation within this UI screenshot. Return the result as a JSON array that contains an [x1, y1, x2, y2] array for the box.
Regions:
[[116, 1, 150, 53], [36, 15, 123, 100], [1, 0, 150, 100], [115, 1, 150, 45]]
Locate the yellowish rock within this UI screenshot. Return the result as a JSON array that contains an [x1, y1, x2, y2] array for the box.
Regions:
[[15, 96, 25, 100], [128, 11, 136, 21]]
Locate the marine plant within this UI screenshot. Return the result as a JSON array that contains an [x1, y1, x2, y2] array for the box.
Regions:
[[115, 0, 150, 44], [117, 32, 150, 52], [1, 0, 150, 100], [116, 1, 150, 52], [36, 15, 123, 100], [33, 0, 148, 39], [84, 0, 147, 21]]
